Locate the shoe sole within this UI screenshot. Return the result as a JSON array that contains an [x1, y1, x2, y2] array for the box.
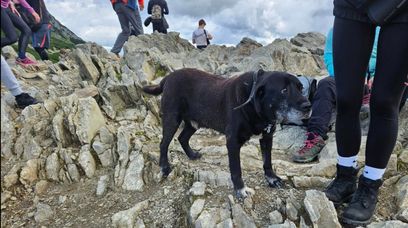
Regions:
[[292, 154, 319, 163], [341, 216, 371, 226]]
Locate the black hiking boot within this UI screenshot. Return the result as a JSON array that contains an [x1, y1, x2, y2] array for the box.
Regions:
[[324, 164, 358, 207], [341, 175, 382, 226], [15, 93, 39, 109]]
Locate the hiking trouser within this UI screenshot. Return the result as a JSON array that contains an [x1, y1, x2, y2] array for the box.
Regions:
[[1, 56, 22, 96], [35, 47, 49, 60], [111, 3, 144, 54], [152, 21, 167, 34], [0, 7, 31, 59], [308, 76, 336, 140], [333, 17, 408, 169]]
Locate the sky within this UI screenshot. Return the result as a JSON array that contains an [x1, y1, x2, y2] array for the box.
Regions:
[[45, 0, 334, 47]]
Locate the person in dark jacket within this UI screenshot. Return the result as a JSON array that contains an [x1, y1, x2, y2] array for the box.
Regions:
[[146, 0, 169, 34], [325, 0, 408, 226]]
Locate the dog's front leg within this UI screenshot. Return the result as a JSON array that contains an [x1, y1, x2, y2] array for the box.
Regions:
[[260, 131, 283, 188], [226, 138, 254, 199]]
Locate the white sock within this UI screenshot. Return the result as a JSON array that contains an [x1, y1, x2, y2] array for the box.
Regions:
[[363, 166, 385, 180], [337, 155, 358, 168]]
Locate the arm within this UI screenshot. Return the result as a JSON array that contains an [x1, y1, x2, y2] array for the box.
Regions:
[[192, 32, 196, 44], [138, 0, 144, 11], [163, 1, 169, 14], [13, 0, 34, 13], [323, 28, 334, 77]]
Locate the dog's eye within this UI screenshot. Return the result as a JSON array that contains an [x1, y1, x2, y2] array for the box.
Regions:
[[281, 88, 288, 94]]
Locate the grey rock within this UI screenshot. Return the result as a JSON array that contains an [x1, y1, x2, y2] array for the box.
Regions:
[[290, 32, 326, 55], [231, 204, 256, 228], [304, 190, 341, 228], [307, 159, 336, 177], [74, 97, 106, 144], [285, 201, 298, 221], [268, 219, 297, 228], [67, 164, 80, 182], [190, 199, 205, 223], [367, 220, 408, 228], [269, 210, 283, 224], [73, 48, 100, 84], [96, 175, 109, 196], [216, 219, 233, 228], [46, 153, 60, 181], [397, 208, 408, 223], [1, 46, 18, 60], [195, 209, 216, 228], [1, 99, 16, 158], [292, 176, 331, 189], [19, 159, 39, 186], [34, 203, 54, 223], [299, 216, 310, 228], [396, 176, 408, 214], [122, 150, 144, 191], [195, 170, 233, 187], [399, 149, 408, 164], [111, 200, 149, 228], [78, 145, 96, 178], [189, 182, 207, 196]]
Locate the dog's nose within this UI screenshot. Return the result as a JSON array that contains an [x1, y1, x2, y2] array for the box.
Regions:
[[300, 101, 312, 112]]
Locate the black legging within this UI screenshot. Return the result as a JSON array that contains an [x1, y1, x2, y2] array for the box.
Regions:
[[333, 17, 408, 169], [1, 7, 31, 58]]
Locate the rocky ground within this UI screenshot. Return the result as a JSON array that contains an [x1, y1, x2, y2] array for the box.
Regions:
[[1, 32, 407, 228]]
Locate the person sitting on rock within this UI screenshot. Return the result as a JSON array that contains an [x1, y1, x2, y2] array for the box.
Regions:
[[192, 19, 213, 49], [16, 0, 51, 60], [1, 55, 39, 108], [292, 26, 380, 163], [1, 0, 40, 66], [146, 0, 169, 34]]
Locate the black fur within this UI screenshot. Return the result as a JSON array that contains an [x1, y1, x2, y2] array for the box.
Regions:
[[143, 68, 311, 195]]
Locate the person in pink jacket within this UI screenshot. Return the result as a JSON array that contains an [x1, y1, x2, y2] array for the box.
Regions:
[[1, 0, 40, 66]]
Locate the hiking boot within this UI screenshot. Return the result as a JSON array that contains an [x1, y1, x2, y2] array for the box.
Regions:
[[360, 93, 370, 120], [15, 93, 39, 109], [292, 132, 325, 163], [324, 164, 358, 206], [16, 57, 37, 66], [341, 175, 383, 226]]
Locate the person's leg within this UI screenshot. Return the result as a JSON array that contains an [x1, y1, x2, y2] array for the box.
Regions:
[[123, 6, 144, 36], [365, 23, 408, 172], [324, 17, 376, 209], [111, 3, 131, 54], [1, 56, 23, 96], [1, 7, 18, 48], [333, 18, 376, 166], [293, 77, 336, 163], [152, 21, 159, 32], [34, 47, 49, 60], [6, 9, 32, 60]]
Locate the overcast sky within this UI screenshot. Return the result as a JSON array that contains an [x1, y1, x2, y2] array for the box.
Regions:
[[45, 0, 334, 47]]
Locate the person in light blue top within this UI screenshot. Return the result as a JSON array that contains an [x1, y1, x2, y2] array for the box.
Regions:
[[292, 26, 380, 163]]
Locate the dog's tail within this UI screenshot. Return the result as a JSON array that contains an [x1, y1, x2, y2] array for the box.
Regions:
[[142, 77, 167, 96]]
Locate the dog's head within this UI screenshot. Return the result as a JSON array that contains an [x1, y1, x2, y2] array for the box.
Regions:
[[251, 70, 312, 125]]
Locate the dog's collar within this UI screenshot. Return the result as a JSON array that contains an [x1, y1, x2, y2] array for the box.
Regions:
[[233, 70, 259, 110]]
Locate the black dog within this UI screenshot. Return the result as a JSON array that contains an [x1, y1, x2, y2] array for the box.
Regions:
[[143, 68, 311, 198]]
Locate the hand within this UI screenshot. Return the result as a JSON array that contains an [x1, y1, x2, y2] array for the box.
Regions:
[[32, 11, 41, 23], [139, 5, 144, 11], [10, 3, 20, 17]]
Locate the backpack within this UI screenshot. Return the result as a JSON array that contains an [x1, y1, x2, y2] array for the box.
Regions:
[[151, 4, 162, 21], [297, 75, 317, 102]]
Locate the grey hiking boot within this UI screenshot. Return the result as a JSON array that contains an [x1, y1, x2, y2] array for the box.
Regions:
[[292, 132, 326, 163]]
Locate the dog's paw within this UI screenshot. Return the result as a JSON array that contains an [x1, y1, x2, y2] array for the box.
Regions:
[[235, 187, 255, 199], [188, 151, 202, 160], [161, 166, 172, 178], [266, 175, 283, 188]]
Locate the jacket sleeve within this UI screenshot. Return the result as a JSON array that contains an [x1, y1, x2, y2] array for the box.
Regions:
[[16, 0, 35, 13], [147, 0, 152, 14], [163, 1, 169, 14], [138, 0, 144, 7], [324, 28, 334, 77], [368, 27, 380, 76]]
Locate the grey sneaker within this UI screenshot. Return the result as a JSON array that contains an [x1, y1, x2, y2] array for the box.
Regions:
[[292, 132, 326, 163]]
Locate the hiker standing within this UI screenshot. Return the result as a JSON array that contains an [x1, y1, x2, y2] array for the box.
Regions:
[[292, 27, 380, 163], [147, 0, 169, 34], [192, 19, 212, 49], [325, 0, 408, 225], [1, 0, 40, 66], [110, 0, 144, 57]]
